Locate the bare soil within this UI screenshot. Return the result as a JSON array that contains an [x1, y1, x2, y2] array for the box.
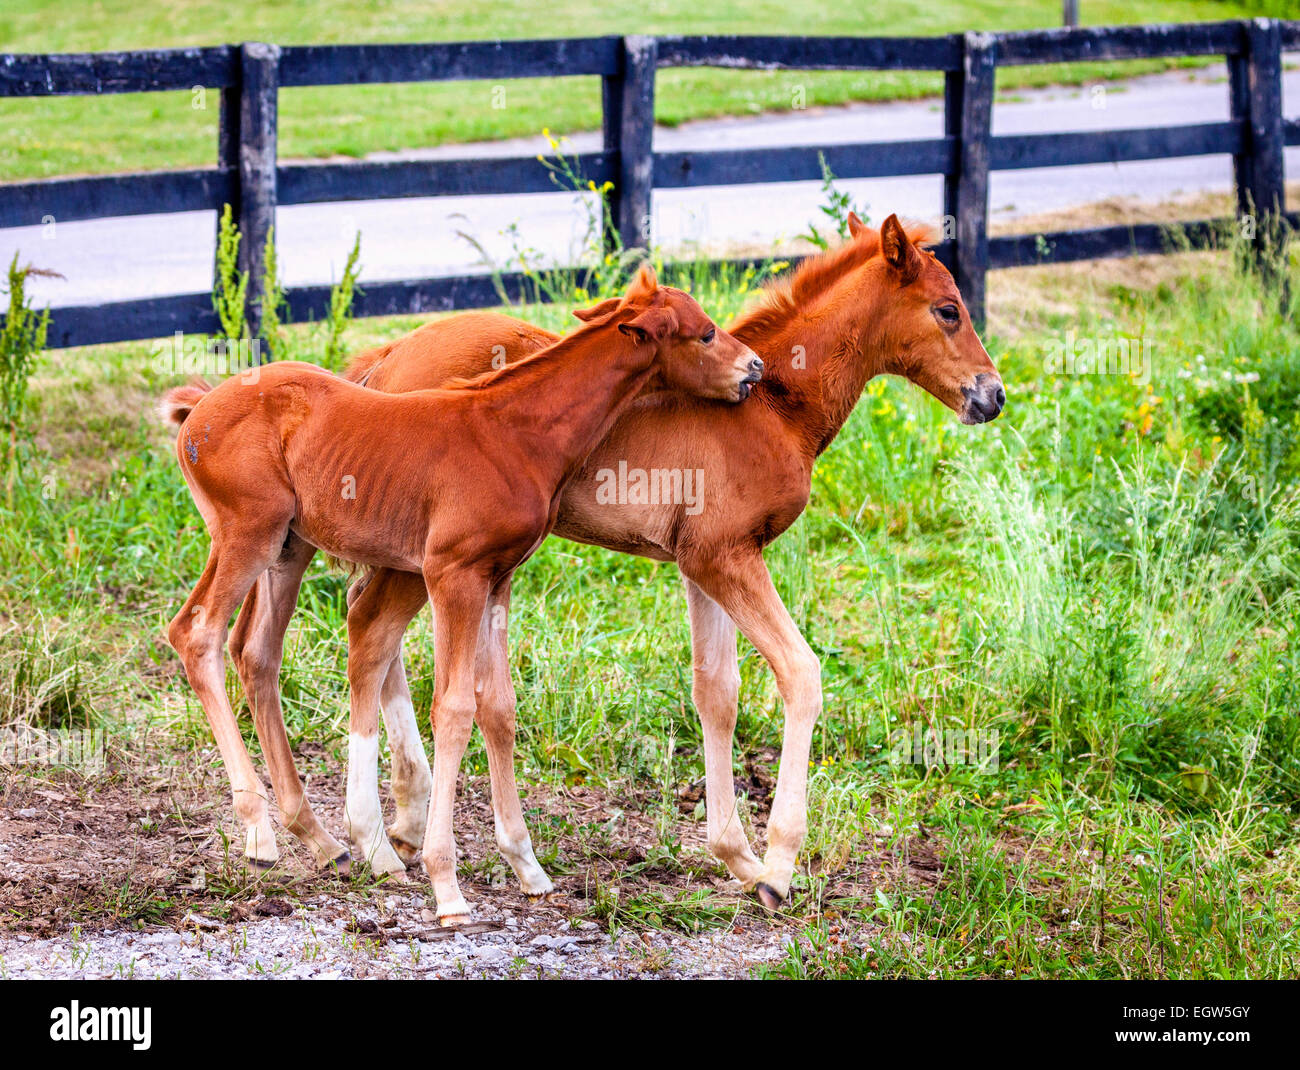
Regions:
[[0, 750, 911, 978]]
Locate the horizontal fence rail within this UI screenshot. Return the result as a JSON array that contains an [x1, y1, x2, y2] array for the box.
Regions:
[[0, 47, 238, 95], [279, 38, 623, 86], [0, 19, 1296, 348]]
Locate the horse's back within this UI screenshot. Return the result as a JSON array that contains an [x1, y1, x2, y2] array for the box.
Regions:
[[360, 312, 559, 394]]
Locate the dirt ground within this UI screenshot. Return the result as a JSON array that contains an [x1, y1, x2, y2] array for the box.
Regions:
[[0, 750, 915, 979]]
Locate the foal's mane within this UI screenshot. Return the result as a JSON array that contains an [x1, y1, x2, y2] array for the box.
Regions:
[[731, 220, 938, 343]]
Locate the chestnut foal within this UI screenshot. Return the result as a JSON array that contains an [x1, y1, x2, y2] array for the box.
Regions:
[[159, 267, 759, 922], [230, 214, 1004, 909]]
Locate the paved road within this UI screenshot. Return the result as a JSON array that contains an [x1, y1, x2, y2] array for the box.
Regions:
[[5, 63, 1300, 310]]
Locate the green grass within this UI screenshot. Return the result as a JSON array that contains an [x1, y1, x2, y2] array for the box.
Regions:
[[4, 212, 1300, 975], [0, 0, 1264, 181]]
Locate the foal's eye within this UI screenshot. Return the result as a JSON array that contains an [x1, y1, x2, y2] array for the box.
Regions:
[[701, 329, 716, 344], [935, 304, 961, 326]]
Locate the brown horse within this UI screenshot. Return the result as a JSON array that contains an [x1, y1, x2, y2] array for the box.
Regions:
[[157, 267, 759, 922], [227, 213, 1003, 909]]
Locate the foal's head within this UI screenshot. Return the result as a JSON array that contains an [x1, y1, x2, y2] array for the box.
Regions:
[[576, 264, 763, 402], [864, 213, 1005, 425]]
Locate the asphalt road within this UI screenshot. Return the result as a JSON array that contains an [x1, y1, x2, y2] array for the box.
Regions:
[[5, 63, 1300, 311]]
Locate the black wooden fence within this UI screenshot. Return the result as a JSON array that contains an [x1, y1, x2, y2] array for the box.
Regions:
[[1, 19, 1297, 349]]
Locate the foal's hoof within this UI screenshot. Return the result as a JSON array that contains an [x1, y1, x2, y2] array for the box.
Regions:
[[376, 866, 410, 885], [520, 872, 556, 899], [364, 840, 411, 882], [438, 913, 473, 928], [246, 857, 278, 873], [754, 882, 786, 912], [387, 833, 422, 866], [436, 894, 472, 926], [322, 850, 352, 879]]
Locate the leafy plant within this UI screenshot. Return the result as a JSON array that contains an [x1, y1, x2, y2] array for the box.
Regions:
[[259, 225, 288, 358], [213, 203, 249, 345], [799, 152, 869, 250], [207, 210, 362, 368], [0, 254, 51, 503], [323, 232, 362, 368], [460, 130, 637, 312]]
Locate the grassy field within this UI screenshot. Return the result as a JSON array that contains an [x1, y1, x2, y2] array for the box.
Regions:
[[0, 0, 1269, 182], [2, 200, 1299, 976]]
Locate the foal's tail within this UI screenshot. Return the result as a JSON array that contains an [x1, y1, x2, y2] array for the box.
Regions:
[[157, 378, 214, 432]]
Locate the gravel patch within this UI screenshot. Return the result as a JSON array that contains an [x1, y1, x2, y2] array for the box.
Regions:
[[0, 889, 794, 979]]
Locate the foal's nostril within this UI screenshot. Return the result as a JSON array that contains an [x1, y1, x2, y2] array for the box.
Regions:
[[961, 373, 1005, 423], [749, 357, 764, 376]]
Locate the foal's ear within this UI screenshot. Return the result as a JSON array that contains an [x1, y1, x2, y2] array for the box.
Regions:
[[624, 262, 659, 302], [880, 213, 922, 285], [847, 211, 868, 240], [617, 305, 679, 345], [573, 297, 622, 322]]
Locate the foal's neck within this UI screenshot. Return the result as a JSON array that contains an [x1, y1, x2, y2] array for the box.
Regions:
[[736, 269, 890, 459], [475, 319, 657, 483]]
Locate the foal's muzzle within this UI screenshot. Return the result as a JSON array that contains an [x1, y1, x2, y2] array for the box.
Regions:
[[960, 373, 1006, 425], [736, 355, 764, 401]]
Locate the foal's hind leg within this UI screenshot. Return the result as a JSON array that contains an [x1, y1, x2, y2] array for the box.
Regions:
[[680, 550, 822, 910], [230, 534, 350, 873], [683, 577, 764, 887], [378, 649, 430, 863], [348, 568, 433, 864], [474, 577, 552, 896], [344, 568, 431, 874], [168, 522, 294, 869]]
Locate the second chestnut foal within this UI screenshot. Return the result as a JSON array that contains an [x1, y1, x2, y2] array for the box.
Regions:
[[159, 268, 759, 921]]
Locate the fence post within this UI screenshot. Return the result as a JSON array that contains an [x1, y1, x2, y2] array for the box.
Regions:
[[215, 67, 242, 285], [953, 33, 995, 330], [1229, 18, 1285, 259], [237, 42, 280, 346], [600, 42, 624, 255], [607, 35, 657, 256], [942, 58, 963, 248]]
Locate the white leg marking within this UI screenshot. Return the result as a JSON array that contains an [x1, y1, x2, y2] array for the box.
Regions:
[[344, 731, 406, 879], [381, 688, 431, 852]]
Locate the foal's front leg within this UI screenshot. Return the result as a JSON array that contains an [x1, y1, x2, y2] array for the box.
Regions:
[[473, 577, 553, 896], [421, 566, 493, 923]]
